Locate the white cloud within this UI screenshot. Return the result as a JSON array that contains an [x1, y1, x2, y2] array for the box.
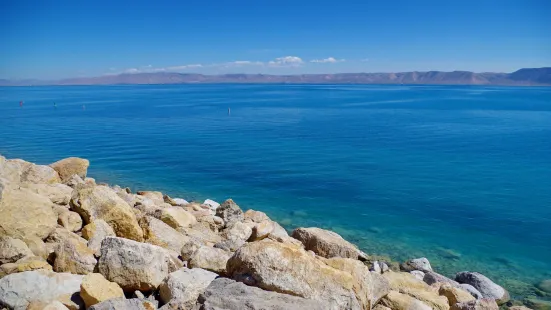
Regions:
[[268, 56, 304, 67], [310, 57, 345, 63], [124, 68, 140, 73], [224, 61, 264, 67]]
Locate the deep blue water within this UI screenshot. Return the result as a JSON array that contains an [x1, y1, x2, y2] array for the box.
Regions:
[[1, 84, 550, 297]]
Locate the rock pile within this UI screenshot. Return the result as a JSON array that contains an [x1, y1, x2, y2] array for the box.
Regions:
[[0, 155, 528, 309]]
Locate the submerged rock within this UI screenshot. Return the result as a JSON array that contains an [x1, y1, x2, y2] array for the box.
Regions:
[[537, 279, 551, 294], [455, 272, 510, 304], [197, 277, 326, 310], [291, 227, 363, 260]]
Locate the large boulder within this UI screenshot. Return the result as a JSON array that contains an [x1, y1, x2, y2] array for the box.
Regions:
[[380, 291, 432, 310], [97, 237, 176, 292], [159, 268, 218, 306], [80, 273, 125, 308], [21, 183, 73, 205], [455, 272, 510, 304], [50, 157, 89, 183], [70, 185, 143, 242], [20, 163, 61, 184], [0, 236, 33, 264], [197, 277, 326, 310], [0, 187, 57, 241], [227, 239, 368, 309], [81, 220, 116, 256], [53, 237, 97, 275], [451, 299, 499, 310], [383, 271, 450, 310], [291, 227, 363, 260], [88, 298, 156, 310], [140, 216, 190, 254], [215, 199, 244, 228], [0, 270, 84, 310], [188, 246, 231, 275], [324, 257, 390, 308], [424, 271, 461, 286], [401, 258, 433, 272], [157, 207, 197, 230], [215, 222, 252, 252]]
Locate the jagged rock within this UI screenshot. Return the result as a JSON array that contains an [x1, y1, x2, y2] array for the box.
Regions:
[[70, 184, 143, 242], [50, 157, 89, 183], [80, 273, 125, 308], [243, 209, 270, 223], [383, 271, 450, 310], [195, 215, 225, 233], [55, 208, 83, 232], [373, 305, 392, 310], [27, 300, 70, 310], [0, 236, 33, 264], [46, 227, 87, 245], [20, 163, 61, 184], [180, 238, 203, 262], [291, 227, 363, 260], [227, 239, 371, 309], [411, 270, 425, 281], [401, 258, 433, 272], [188, 246, 231, 274], [98, 237, 176, 292], [21, 183, 73, 205], [159, 268, 218, 306], [137, 190, 164, 201], [81, 220, 116, 256], [197, 277, 326, 310], [324, 257, 390, 308], [157, 207, 197, 230], [424, 271, 461, 286], [460, 284, 483, 299], [88, 298, 157, 310], [249, 219, 275, 241], [203, 199, 220, 212], [455, 272, 510, 304], [140, 216, 190, 255], [439, 283, 476, 306], [0, 270, 84, 310], [178, 224, 221, 246], [380, 291, 432, 310], [451, 299, 499, 310], [215, 222, 252, 252], [53, 237, 97, 275], [215, 199, 243, 228], [0, 187, 58, 243], [0, 256, 52, 276], [24, 236, 50, 260]]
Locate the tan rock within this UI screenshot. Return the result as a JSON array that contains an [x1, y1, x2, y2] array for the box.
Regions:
[[291, 227, 363, 259], [244, 209, 270, 223], [53, 237, 97, 275], [140, 216, 190, 254], [0, 256, 52, 276], [0, 187, 57, 241], [380, 291, 432, 310], [24, 237, 51, 260], [27, 300, 70, 310], [178, 224, 221, 246], [0, 236, 33, 264], [383, 271, 450, 310], [22, 183, 73, 205], [20, 163, 61, 184], [50, 157, 89, 183], [325, 257, 390, 309], [137, 190, 164, 201], [157, 207, 197, 230], [373, 305, 392, 310], [451, 299, 499, 310], [70, 185, 143, 241], [55, 208, 83, 232], [227, 239, 366, 309], [188, 246, 231, 274], [81, 220, 116, 256], [439, 283, 476, 306], [80, 273, 125, 308], [249, 219, 275, 241]]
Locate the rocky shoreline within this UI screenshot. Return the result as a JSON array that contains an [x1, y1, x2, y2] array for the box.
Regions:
[[0, 154, 549, 310]]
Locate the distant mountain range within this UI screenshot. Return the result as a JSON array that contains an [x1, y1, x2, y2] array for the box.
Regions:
[[1, 67, 550, 86]]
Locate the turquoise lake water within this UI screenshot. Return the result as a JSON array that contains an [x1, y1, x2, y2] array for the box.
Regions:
[[1, 84, 550, 298]]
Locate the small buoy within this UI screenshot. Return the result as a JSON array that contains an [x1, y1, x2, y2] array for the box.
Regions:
[[19, 101, 23, 107], [228, 107, 231, 116]]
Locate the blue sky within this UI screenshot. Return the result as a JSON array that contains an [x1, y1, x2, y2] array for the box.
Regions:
[[1, 0, 550, 79]]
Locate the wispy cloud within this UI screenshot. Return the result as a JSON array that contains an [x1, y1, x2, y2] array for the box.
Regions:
[[223, 60, 264, 67], [361, 58, 370, 62], [310, 57, 345, 63], [268, 56, 304, 67]]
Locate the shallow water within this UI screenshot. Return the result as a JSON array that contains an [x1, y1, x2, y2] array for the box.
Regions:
[[1, 84, 550, 297]]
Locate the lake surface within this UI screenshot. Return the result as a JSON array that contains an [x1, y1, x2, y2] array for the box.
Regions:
[[1, 84, 550, 298]]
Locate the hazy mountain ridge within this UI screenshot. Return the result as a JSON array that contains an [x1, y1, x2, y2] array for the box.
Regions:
[[2, 68, 550, 86]]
